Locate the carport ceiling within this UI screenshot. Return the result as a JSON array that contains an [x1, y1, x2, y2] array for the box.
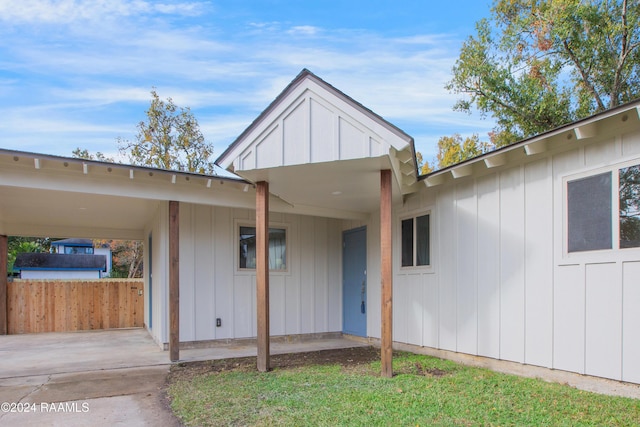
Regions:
[[0, 186, 160, 240]]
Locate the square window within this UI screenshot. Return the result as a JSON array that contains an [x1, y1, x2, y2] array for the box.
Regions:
[[239, 226, 287, 270]]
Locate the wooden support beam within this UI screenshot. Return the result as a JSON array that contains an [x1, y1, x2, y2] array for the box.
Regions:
[[380, 170, 393, 378], [0, 235, 7, 335], [256, 181, 270, 372], [169, 201, 180, 362]]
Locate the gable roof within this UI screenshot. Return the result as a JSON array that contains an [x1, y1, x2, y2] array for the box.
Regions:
[[216, 68, 416, 173], [14, 253, 107, 270], [213, 69, 421, 219]]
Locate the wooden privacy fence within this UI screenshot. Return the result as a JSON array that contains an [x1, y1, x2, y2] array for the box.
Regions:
[[7, 279, 144, 334]]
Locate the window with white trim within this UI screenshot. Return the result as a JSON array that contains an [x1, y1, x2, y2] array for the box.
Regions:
[[401, 213, 430, 267], [239, 226, 287, 270], [567, 163, 640, 252]]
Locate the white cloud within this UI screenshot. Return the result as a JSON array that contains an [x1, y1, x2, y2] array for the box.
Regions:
[[287, 25, 320, 36], [0, 4, 496, 158], [0, 0, 207, 24]]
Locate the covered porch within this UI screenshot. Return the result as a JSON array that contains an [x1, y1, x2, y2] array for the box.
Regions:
[[0, 328, 368, 379], [0, 70, 421, 378]]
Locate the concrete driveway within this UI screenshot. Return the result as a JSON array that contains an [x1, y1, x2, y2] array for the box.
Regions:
[[0, 328, 367, 426], [0, 329, 180, 427]]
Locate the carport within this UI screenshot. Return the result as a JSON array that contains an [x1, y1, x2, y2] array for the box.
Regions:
[[0, 149, 254, 359]]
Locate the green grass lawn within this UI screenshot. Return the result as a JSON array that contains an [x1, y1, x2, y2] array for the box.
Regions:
[[168, 349, 640, 426]]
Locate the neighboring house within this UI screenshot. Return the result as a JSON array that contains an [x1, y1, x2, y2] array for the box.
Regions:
[[50, 238, 113, 277], [14, 253, 107, 279], [14, 238, 111, 279], [0, 69, 639, 385]]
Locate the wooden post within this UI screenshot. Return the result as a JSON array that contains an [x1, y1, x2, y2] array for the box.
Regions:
[[0, 235, 7, 335], [256, 181, 270, 372], [169, 201, 180, 362], [380, 170, 393, 377]]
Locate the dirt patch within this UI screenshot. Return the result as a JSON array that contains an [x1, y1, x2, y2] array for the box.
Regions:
[[168, 346, 381, 382], [415, 362, 448, 377]]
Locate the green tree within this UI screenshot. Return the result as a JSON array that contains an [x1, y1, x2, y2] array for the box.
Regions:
[[71, 148, 115, 163], [117, 89, 216, 174], [447, 0, 640, 145], [418, 134, 491, 173], [436, 133, 490, 168], [7, 237, 50, 275]]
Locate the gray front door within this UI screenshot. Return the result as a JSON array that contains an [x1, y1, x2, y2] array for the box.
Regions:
[[343, 226, 367, 337]]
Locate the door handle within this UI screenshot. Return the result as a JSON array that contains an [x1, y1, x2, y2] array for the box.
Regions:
[[361, 279, 366, 314]]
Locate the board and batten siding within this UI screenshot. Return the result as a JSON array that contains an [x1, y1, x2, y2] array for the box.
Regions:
[[392, 128, 640, 384], [145, 202, 169, 348], [177, 204, 342, 343]]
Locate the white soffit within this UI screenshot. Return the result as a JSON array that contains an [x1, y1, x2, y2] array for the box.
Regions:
[[0, 150, 254, 238]]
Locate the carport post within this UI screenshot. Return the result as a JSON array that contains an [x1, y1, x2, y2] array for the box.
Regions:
[[380, 170, 393, 378], [256, 181, 270, 372], [0, 234, 7, 335], [169, 201, 180, 362]]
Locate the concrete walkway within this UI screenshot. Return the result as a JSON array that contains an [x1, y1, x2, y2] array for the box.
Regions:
[[0, 328, 367, 426]]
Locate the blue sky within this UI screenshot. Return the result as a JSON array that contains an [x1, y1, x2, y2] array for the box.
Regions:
[[0, 0, 495, 164]]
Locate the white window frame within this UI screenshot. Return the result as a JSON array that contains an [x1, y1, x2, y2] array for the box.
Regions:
[[236, 220, 289, 274], [562, 157, 640, 262], [399, 210, 432, 270]]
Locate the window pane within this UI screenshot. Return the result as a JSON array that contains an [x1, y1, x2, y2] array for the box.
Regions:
[[239, 226, 286, 270], [401, 218, 414, 267], [268, 228, 286, 270], [620, 164, 640, 248], [568, 172, 612, 252], [416, 214, 430, 266], [239, 226, 256, 268]]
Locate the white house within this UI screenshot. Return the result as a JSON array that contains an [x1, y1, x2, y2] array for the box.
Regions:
[[14, 238, 112, 279], [0, 70, 639, 384]]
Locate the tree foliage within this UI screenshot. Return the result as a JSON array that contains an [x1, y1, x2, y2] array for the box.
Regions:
[[117, 89, 216, 174], [71, 148, 115, 163], [447, 0, 640, 145], [6, 236, 50, 274], [94, 239, 143, 278], [418, 134, 491, 173]]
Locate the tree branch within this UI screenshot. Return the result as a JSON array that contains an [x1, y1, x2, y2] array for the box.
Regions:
[[562, 39, 606, 110]]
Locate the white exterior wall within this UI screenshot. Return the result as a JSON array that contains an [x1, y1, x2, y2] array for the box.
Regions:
[[392, 127, 640, 384], [145, 202, 169, 347], [177, 204, 343, 343]]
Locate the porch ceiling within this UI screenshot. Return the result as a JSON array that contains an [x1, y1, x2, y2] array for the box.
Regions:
[[234, 156, 403, 220], [0, 149, 254, 240], [0, 185, 160, 240]]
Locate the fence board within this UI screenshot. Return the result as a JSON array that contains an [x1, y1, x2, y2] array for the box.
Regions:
[[7, 279, 144, 334]]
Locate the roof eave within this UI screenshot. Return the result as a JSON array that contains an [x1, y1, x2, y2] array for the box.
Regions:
[[420, 99, 640, 184]]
